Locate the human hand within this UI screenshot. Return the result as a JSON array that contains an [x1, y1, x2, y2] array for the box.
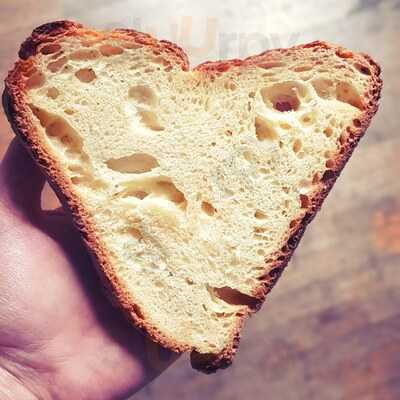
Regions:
[[0, 139, 178, 400]]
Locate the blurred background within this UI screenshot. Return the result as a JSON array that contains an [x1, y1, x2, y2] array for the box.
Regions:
[[0, 0, 399, 399]]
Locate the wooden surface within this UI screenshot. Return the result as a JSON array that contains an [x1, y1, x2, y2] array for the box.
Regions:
[[1, 1, 399, 399]]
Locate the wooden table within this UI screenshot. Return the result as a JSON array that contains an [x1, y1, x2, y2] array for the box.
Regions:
[[1, 1, 399, 399]]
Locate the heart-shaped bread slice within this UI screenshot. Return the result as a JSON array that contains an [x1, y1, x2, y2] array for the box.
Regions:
[[3, 21, 382, 372]]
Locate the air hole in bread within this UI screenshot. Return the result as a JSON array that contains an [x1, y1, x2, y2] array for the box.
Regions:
[[117, 185, 147, 200], [68, 165, 84, 173], [118, 178, 187, 209], [70, 175, 102, 188], [339, 132, 349, 145], [127, 227, 143, 240], [293, 138, 302, 153], [275, 97, 299, 112], [162, 181, 186, 204], [254, 226, 267, 234], [281, 245, 289, 254], [129, 85, 158, 107], [224, 81, 237, 91], [293, 64, 313, 72], [326, 159, 335, 169], [201, 201, 216, 216], [47, 87, 60, 99], [311, 78, 334, 99], [131, 191, 149, 200], [336, 82, 364, 110], [153, 280, 165, 289], [354, 62, 371, 76], [259, 61, 285, 69], [324, 150, 334, 159], [300, 112, 315, 125], [312, 173, 320, 184], [70, 49, 100, 61], [130, 63, 146, 71], [40, 43, 62, 55], [247, 100, 253, 111], [336, 49, 353, 59], [75, 68, 96, 83], [71, 176, 83, 185], [99, 44, 124, 56], [259, 167, 270, 174], [255, 210, 267, 219], [280, 122, 291, 130], [324, 127, 333, 138], [211, 286, 259, 309], [60, 134, 74, 146], [300, 194, 310, 208], [261, 82, 307, 112], [120, 41, 141, 50], [50, 51, 64, 60], [138, 109, 165, 131], [151, 56, 170, 68], [156, 181, 187, 207], [64, 109, 75, 115], [255, 116, 278, 141], [106, 153, 159, 174], [47, 57, 68, 73], [242, 150, 254, 162], [26, 72, 46, 90], [283, 200, 291, 210]]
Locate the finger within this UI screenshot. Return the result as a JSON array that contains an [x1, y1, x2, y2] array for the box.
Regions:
[[0, 138, 45, 218]]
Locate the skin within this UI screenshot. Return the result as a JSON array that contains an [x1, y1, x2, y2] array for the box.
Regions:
[[0, 139, 178, 400]]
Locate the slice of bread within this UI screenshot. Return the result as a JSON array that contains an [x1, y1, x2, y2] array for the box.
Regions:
[[3, 21, 382, 372]]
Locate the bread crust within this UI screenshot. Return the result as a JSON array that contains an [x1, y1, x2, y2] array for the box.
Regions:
[[3, 21, 382, 373]]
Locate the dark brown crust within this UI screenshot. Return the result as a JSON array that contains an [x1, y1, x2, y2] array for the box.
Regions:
[[19, 21, 84, 60], [3, 22, 382, 373], [110, 29, 189, 71]]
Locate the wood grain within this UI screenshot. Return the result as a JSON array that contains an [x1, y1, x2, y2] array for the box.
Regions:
[[0, 1, 399, 399]]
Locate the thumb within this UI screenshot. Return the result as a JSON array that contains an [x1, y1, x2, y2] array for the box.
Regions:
[[0, 138, 46, 219]]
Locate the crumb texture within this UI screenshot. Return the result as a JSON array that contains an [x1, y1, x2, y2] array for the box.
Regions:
[[8, 24, 381, 367]]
